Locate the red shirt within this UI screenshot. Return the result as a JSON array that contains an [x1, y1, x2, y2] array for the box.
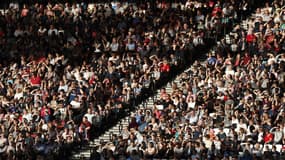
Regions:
[[264, 132, 274, 143], [40, 107, 51, 118], [154, 110, 162, 119], [18, 115, 23, 122], [79, 120, 92, 132], [92, 32, 97, 38], [53, 120, 65, 129], [234, 59, 240, 67], [37, 57, 46, 64], [223, 95, 228, 101], [30, 76, 41, 86], [160, 63, 170, 72], [212, 7, 222, 17], [265, 35, 274, 43], [246, 34, 256, 43], [81, 121, 91, 128], [242, 55, 251, 66], [89, 76, 95, 85]]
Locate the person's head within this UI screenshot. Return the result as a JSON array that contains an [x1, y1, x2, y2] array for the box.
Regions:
[[82, 116, 88, 122], [148, 142, 154, 148], [87, 108, 92, 114], [0, 133, 4, 139]]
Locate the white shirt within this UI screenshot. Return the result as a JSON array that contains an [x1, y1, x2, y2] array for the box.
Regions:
[[232, 118, 239, 126], [22, 113, 32, 122], [203, 137, 212, 149], [58, 85, 68, 92], [14, 92, 23, 100], [189, 114, 198, 124], [70, 100, 81, 109], [38, 28, 47, 34], [188, 102, 196, 109], [14, 30, 23, 37], [111, 43, 119, 52], [135, 131, 143, 144], [196, 15, 205, 22], [83, 71, 93, 80], [237, 123, 247, 132], [225, 70, 235, 77], [48, 28, 58, 36], [193, 37, 204, 46], [258, 132, 264, 143], [84, 113, 95, 124], [214, 140, 221, 150]]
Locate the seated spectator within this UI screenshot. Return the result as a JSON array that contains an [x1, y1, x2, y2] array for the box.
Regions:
[[79, 116, 92, 141], [30, 72, 41, 87]]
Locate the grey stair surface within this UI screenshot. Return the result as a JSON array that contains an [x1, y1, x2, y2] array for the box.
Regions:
[[70, 12, 258, 160]]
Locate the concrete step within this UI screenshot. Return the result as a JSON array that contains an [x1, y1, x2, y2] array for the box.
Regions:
[[109, 130, 121, 134], [73, 152, 91, 157], [147, 102, 154, 105], [105, 129, 123, 134], [147, 99, 154, 102], [173, 79, 180, 82], [97, 136, 110, 140], [166, 84, 172, 88], [93, 139, 101, 143], [115, 121, 129, 125], [108, 127, 122, 131], [123, 118, 129, 122]]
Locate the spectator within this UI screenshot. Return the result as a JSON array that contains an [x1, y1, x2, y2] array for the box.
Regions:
[[79, 116, 92, 141]]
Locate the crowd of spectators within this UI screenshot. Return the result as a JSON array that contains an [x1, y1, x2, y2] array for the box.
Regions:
[[89, 0, 285, 160], [0, 0, 240, 159]]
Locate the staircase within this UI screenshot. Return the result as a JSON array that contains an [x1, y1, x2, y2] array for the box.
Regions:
[[71, 77, 183, 159], [71, 10, 262, 160], [70, 59, 210, 160]]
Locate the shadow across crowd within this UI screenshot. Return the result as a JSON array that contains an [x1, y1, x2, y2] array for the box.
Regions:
[[0, 0, 265, 160]]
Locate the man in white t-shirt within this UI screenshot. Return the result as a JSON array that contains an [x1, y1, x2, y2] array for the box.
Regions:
[[84, 108, 95, 124]]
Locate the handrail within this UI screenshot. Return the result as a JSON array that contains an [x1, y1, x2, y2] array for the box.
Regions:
[[109, 131, 113, 142], [118, 120, 123, 133]]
